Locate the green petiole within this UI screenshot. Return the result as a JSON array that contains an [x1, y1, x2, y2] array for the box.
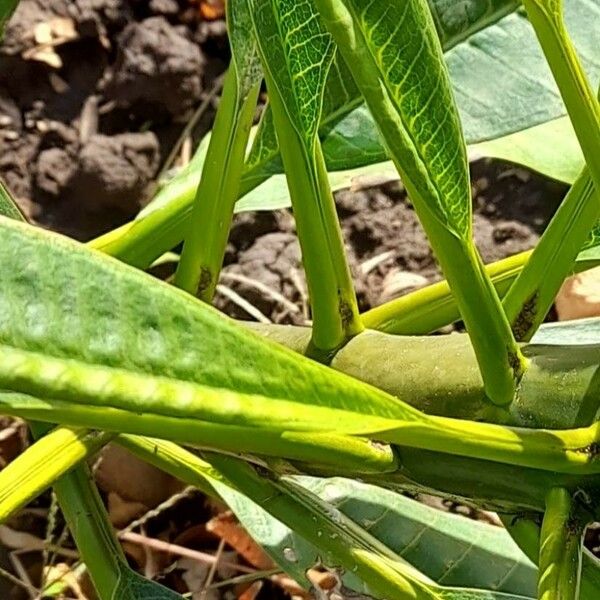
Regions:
[[0, 425, 112, 523], [503, 166, 599, 341], [174, 0, 263, 300], [248, 0, 363, 357], [174, 66, 260, 299], [538, 488, 585, 600], [522, 1, 600, 188]]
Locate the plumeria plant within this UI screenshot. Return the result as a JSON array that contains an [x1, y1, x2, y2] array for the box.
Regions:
[[0, 0, 599, 598]]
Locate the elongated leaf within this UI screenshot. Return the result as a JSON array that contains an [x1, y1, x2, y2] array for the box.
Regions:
[[259, 476, 537, 596], [315, 0, 524, 406], [470, 117, 583, 184], [0, 426, 112, 522], [0, 179, 25, 221], [127, 436, 526, 600], [212, 457, 534, 600], [246, 1, 599, 190], [5, 219, 600, 477], [0, 217, 406, 418]]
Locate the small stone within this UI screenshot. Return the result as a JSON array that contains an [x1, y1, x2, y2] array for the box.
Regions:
[[556, 267, 600, 321], [380, 269, 429, 303], [149, 0, 179, 15]]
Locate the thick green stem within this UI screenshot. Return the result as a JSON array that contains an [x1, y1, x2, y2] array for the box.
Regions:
[[264, 72, 362, 357], [407, 213, 526, 405], [175, 67, 260, 299], [249, 324, 600, 430], [539, 488, 584, 600], [502, 514, 600, 600], [503, 167, 599, 340]]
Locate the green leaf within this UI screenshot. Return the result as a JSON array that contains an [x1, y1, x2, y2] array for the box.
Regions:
[[5, 218, 600, 477], [470, 117, 583, 184], [257, 476, 537, 596], [0, 426, 112, 522], [0, 179, 26, 222], [530, 317, 600, 346], [329, 0, 475, 240], [250, 0, 335, 143], [0, 0, 19, 38], [122, 438, 539, 600], [211, 457, 534, 600]]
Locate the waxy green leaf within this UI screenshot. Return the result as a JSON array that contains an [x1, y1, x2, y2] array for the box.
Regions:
[[0, 179, 25, 222], [238, 476, 537, 597], [4, 219, 600, 477]]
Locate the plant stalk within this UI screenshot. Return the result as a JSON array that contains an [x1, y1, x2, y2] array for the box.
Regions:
[[522, 0, 600, 188], [175, 66, 260, 300], [504, 167, 598, 340], [264, 72, 363, 357], [538, 488, 584, 600]]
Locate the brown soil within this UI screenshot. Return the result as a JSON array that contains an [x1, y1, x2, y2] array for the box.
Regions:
[[0, 0, 228, 238], [218, 163, 565, 320]]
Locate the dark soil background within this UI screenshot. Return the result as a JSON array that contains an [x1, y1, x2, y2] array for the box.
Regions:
[[0, 1, 586, 599]]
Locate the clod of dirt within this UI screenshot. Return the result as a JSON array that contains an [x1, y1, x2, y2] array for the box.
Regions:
[[149, 0, 180, 16], [68, 132, 160, 211], [104, 16, 205, 117], [218, 232, 306, 323], [35, 147, 76, 196], [0, 93, 22, 132], [2, 0, 130, 56]]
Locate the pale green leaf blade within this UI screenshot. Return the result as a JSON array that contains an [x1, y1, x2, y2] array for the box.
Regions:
[[0, 179, 26, 222], [228, 0, 263, 97], [303, 478, 536, 595], [470, 117, 584, 184], [213, 462, 535, 600], [530, 317, 600, 346], [0, 426, 112, 522], [0, 216, 414, 421], [324, 0, 474, 238]]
